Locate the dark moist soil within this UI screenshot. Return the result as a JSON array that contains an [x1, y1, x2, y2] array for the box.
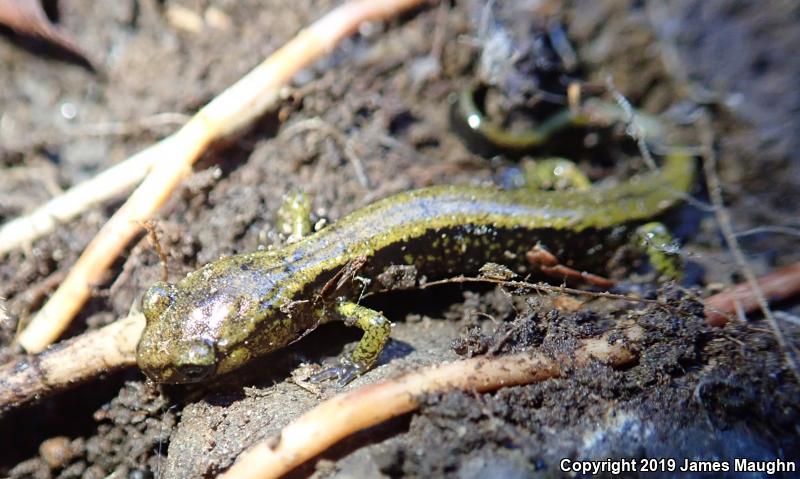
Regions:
[[1, 0, 799, 478]]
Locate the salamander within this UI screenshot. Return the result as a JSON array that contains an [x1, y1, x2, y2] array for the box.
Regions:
[[136, 152, 693, 384]]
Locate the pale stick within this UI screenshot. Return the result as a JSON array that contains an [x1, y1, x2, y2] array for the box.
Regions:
[[219, 326, 642, 479]]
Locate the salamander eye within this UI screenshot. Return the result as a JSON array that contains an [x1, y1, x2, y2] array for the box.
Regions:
[[178, 364, 212, 382], [141, 281, 175, 320], [176, 339, 217, 382]]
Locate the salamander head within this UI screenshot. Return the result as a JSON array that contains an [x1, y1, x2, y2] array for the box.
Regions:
[[136, 281, 222, 383], [136, 253, 292, 384]]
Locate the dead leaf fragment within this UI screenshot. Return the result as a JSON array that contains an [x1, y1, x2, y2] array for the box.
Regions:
[[0, 0, 93, 68]]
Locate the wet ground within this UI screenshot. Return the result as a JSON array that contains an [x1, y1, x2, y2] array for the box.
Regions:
[[1, 0, 799, 477]]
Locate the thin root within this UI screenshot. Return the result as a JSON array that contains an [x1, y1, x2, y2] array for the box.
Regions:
[[0, 313, 144, 415], [219, 325, 643, 479]]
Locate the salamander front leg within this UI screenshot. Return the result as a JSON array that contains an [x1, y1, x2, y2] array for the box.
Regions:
[[310, 299, 391, 385], [635, 222, 683, 281], [522, 158, 591, 191], [277, 191, 313, 243]]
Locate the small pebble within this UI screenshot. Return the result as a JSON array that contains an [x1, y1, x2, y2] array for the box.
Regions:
[[39, 436, 75, 469]]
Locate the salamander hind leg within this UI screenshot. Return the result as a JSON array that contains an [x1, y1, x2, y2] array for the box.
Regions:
[[310, 299, 391, 385]]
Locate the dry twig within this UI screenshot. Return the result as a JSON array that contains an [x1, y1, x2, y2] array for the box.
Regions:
[[219, 325, 643, 479], [13, 0, 430, 353], [0, 313, 143, 414], [417, 276, 669, 309], [0, 0, 93, 68], [604, 76, 658, 170], [698, 113, 800, 380]]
